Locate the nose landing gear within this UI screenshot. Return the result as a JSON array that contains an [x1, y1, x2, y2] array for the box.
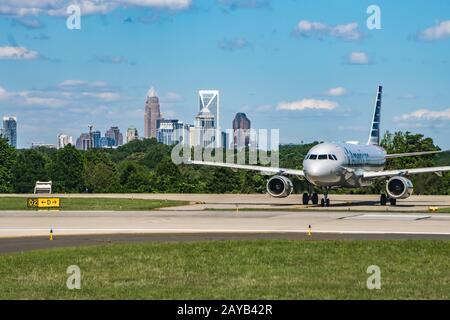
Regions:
[[302, 188, 330, 207], [321, 188, 330, 207]]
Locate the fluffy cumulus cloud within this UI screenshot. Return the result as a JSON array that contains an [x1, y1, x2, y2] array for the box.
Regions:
[[0, 46, 39, 60], [293, 20, 363, 41], [347, 51, 370, 64], [276, 99, 338, 111], [418, 20, 450, 41], [394, 109, 450, 122], [326, 87, 347, 97], [0, 0, 192, 18], [0, 80, 122, 108]]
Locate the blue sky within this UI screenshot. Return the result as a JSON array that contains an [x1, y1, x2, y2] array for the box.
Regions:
[[0, 0, 449, 149]]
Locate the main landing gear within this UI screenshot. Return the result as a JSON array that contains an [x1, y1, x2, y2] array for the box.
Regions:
[[302, 188, 331, 207], [380, 194, 397, 206]]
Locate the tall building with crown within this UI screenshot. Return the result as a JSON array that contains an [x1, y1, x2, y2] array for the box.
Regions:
[[199, 90, 220, 147], [191, 104, 216, 148], [144, 87, 162, 139]]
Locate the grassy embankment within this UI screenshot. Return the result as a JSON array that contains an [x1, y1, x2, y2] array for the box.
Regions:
[[0, 197, 188, 211], [0, 240, 449, 299]]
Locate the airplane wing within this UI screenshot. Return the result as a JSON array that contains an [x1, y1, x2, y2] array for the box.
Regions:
[[188, 160, 305, 177], [363, 166, 450, 179], [385, 150, 442, 159]]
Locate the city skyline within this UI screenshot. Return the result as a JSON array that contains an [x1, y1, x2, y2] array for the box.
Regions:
[[0, 1, 449, 149]]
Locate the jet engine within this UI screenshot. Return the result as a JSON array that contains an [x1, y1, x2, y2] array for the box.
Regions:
[[266, 176, 293, 198], [386, 176, 413, 199]]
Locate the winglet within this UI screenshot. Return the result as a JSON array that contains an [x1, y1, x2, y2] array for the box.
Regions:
[[367, 85, 382, 145]]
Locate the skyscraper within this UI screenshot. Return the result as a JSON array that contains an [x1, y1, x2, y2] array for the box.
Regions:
[[199, 90, 220, 147], [92, 130, 101, 148], [57, 134, 73, 149], [192, 104, 216, 148], [156, 119, 184, 146], [2, 116, 17, 148], [144, 87, 161, 139], [233, 113, 251, 150], [106, 126, 123, 146], [75, 133, 91, 150], [126, 126, 139, 143]]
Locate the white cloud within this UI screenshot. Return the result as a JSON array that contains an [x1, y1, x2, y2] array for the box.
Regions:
[[348, 51, 370, 64], [59, 80, 87, 87], [418, 20, 450, 41], [59, 79, 108, 88], [394, 109, 450, 122], [218, 37, 249, 51], [277, 99, 338, 111], [0, 46, 39, 60], [326, 87, 347, 97], [0, 0, 192, 17], [293, 20, 363, 41], [126, 0, 191, 10], [82, 92, 120, 101], [0, 86, 9, 100]]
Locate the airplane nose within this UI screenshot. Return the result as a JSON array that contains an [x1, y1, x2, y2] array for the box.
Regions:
[[307, 166, 328, 177], [303, 161, 338, 186]]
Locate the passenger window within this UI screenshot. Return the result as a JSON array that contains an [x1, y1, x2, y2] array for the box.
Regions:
[[309, 154, 317, 160], [318, 155, 327, 160]]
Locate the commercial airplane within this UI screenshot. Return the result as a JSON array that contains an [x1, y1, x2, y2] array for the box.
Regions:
[[189, 86, 450, 206]]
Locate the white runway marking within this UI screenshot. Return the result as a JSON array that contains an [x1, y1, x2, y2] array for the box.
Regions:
[[343, 214, 431, 221]]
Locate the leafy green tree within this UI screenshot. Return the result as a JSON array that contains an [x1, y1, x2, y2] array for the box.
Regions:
[[381, 131, 444, 195], [49, 145, 85, 192], [0, 138, 16, 193], [117, 161, 153, 192], [155, 157, 182, 192], [84, 149, 120, 193], [12, 149, 49, 193]]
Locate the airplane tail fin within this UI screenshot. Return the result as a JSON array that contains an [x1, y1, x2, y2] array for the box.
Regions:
[[367, 85, 382, 145]]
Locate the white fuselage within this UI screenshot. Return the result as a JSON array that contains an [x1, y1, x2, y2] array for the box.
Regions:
[[302, 142, 386, 188]]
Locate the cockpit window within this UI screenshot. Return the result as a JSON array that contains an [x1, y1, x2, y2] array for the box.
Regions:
[[318, 154, 327, 160], [328, 154, 333, 160], [332, 154, 338, 160], [309, 154, 317, 160]]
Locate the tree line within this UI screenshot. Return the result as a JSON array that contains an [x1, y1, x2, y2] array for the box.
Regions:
[[0, 131, 448, 195]]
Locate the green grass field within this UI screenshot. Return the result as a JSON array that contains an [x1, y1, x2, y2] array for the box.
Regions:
[[0, 240, 449, 299], [0, 197, 188, 211]]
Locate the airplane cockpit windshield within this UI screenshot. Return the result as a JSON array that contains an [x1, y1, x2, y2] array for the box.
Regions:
[[306, 154, 338, 161]]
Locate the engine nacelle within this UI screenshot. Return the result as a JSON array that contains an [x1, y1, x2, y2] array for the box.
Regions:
[[386, 176, 413, 199], [266, 176, 293, 198]]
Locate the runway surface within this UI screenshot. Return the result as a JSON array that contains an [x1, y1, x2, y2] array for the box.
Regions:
[[3, 193, 450, 212], [2, 232, 450, 254], [1, 194, 449, 253], [1, 209, 450, 253]]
